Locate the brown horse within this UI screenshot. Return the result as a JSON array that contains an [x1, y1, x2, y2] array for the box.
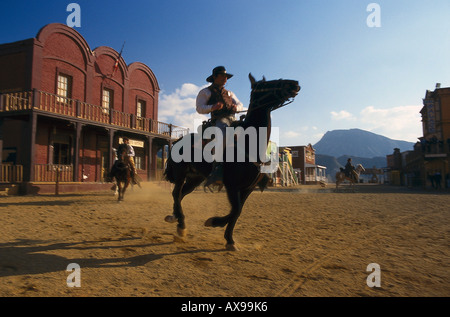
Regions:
[[164, 73, 300, 250], [335, 164, 365, 192], [110, 151, 132, 201]]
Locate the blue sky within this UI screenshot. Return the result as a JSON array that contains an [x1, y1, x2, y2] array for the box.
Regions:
[[1, 0, 450, 146]]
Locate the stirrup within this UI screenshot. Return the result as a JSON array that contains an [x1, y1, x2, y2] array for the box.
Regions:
[[204, 173, 223, 187], [204, 167, 223, 192]]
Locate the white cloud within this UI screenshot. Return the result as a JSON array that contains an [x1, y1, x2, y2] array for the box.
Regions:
[[329, 105, 423, 142], [359, 105, 422, 141], [280, 127, 324, 146], [283, 131, 300, 138], [158, 83, 208, 132], [331, 110, 356, 121]]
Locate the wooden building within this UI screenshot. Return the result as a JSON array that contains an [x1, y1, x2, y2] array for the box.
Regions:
[[0, 23, 187, 194], [281, 144, 327, 185]]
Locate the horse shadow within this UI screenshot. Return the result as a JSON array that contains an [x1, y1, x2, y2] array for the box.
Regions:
[[0, 238, 224, 278]]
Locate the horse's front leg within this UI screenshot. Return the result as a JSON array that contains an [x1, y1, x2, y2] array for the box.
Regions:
[[122, 180, 130, 199], [205, 187, 252, 251], [117, 182, 123, 201], [223, 189, 243, 251], [224, 187, 254, 251], [351, 180, 356, 193]]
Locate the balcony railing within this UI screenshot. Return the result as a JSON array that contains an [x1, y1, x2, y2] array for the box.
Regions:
[[34, 164, 73, 182], [0, 164, 23, 183], [0, 90, 189, 139]]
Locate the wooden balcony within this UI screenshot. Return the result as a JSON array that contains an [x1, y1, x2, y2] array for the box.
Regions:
[[0, 90, 189, 139]]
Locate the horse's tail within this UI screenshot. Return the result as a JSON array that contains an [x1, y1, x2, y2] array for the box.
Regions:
[[164, 158, 175, 183], [163, 145, 176, 183], [164, 134, 192, 184]]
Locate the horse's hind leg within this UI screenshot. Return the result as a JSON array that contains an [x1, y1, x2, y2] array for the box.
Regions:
[[117, 182, 123, 201], [165, 180, 186, 235], [166, 179, 188, 239], [165, 176, 204, 240]]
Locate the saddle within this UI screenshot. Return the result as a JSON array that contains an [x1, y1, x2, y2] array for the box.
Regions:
[[199, 115, 246, 143], [340, 168, 357, 181]]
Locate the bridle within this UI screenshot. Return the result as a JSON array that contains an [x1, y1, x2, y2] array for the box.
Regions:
[[241, 80, 298, 115]]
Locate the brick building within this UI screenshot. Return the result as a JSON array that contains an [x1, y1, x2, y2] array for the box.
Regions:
[[0, 23, 187, 194], [389, 84, 450, 188]]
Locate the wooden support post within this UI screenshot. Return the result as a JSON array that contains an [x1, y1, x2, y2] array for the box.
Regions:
[[147, 136, 153, 181], [73, 122, 82, 182], [55, 166, 60, 195]]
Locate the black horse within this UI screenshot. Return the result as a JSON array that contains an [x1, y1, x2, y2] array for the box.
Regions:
[[109, 151, 132, 201], [164, 74, 300, 250]]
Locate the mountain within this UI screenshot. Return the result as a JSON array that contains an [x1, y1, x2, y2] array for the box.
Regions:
[[313, 129, 415, 158]]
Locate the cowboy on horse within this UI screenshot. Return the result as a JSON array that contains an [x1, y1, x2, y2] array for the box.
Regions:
[[342, 158, 358, 182], [165, 72, 300, 250], [115, 137, 138, 185], [196, 66, 244, 187]]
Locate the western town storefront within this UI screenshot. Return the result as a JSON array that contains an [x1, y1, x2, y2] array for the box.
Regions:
[[280, 144, 327, 185], [387, 85, 450, 189], [0, 24, 188, 194]]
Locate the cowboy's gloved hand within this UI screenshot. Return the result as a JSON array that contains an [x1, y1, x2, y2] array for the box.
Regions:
[[226, 102, 237, 112], [212, 102, 223, 111]]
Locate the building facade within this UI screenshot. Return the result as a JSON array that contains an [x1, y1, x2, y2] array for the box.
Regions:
[[388, 84, 450, 188], [0, 23, 187, 193], [281, 144, 327, 185]]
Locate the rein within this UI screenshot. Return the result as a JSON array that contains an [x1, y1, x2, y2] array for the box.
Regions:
[[240, 82, 296, 115]]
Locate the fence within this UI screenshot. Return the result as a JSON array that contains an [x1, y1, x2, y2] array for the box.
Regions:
[[34, 164, 73, 182], [0, 164, 23, 183]]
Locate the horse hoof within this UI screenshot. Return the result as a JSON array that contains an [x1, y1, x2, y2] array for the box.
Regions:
[[226, 243, 238, 251], [173, 228, 187, 243], [173, 235, 186, 243], [204, 218, 214, 227], [177, 227, 187, 237], [165, 215, 177, 223]]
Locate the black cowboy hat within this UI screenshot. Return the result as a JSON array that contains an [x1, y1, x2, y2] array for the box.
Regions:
[[206, 66, 233, 83]]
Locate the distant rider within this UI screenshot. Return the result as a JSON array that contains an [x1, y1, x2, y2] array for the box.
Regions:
[[344, 158, 357, 181], [116, 137, 138, 184]]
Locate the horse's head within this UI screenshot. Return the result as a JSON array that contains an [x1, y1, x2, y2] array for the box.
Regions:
[[248, 73, 300, 113], [118, 150, 128, 162]]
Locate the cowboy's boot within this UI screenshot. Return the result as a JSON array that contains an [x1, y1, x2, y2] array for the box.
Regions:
[[204, 162, 223, 188], [131, 168, 142, 187], [130, 167, 137, 184]]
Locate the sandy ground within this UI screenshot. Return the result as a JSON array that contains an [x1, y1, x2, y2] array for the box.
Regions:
[[0, 182, 449, 297]]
